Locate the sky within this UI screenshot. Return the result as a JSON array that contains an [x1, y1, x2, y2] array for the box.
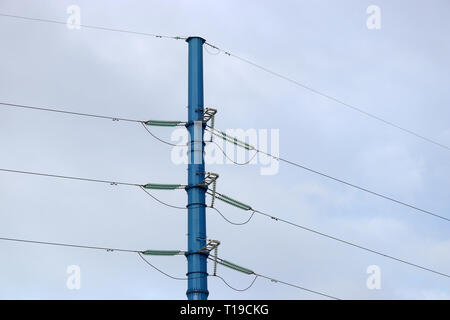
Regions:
[[0, 0, 449, 299]]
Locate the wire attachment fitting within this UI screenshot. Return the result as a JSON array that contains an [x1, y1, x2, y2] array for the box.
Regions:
[[200, 239, 221, 253], [142, 183, 183, 190], [207, 128, 255, 150], [215, 257, 254, 275], [210, 191, 253, 211], [144, 120, 184, 127], [200, 239, 221, 275], [202, 108, 217, 124], [142, 250, 183, 256], [202, 108, 217, 142], [201, 172, 219, 207]]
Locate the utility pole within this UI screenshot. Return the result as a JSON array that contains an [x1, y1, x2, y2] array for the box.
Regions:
[[185, 36, 209, 300]]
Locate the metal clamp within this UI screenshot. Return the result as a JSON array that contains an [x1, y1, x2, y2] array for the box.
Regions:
[[200, 239, 220, 276], [202, 108, 217, 123], [201, 172, 219, 207], [202, 108, 217, 142]]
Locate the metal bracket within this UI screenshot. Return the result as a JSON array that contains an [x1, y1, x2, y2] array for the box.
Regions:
[[202, 172, 219, 187], [200, 239, 220, 253], [202, 107, 217, 123], [200, 239, 220, 276], [202, 108, 217, 142], [201, 172, 219, 207]]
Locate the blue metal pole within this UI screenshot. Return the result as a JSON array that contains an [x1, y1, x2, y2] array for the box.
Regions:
[[185, 36, 209, 300]]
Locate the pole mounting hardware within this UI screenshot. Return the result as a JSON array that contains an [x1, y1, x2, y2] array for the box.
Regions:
[[201, 172, 219, 207], [202, 172, 219, 187], [200, 239, 221, 253], [200, 239, 221, 276], [202, 108, 217, 124], [202, 108, 217, 142]]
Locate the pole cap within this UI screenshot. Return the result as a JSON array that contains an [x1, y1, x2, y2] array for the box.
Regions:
[[186, 36, 206, 43]]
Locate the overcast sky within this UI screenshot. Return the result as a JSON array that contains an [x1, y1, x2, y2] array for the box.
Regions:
[[0, 0, 449, 299]]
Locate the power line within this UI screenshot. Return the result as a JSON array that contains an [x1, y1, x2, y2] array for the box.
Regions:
[[0, 236, 205, 282], [140, 122, 186, 147], [254, 273, 340, 300], [3, 49, 443, 223], [137, 252, 190, 281], [0, 167, 189, 211], [1, 100, 196, 150], [0, 102, 142, 123], [4, 102, 441, 285], [207, 127, 449, 223], [0, 236, 141, 253], [0, 13, 187, 41], [208, 206, 255, 226], [2, 11, 447, 151], [0, 116, 387, 294], [0, 168, 140, 187], [139, 186, 186, 210], [0, 235, 336, 299], [263, 151, 449, 223], [209, 190, 450, 279], [208, 140, 258, 165], [138, 253, 217, 283], [2, 11, 446, 298], [206, 256, 339, 299], [251, 208, 450, 279], [0, 101, 186, 149], [212, 274, 259, 292], [5, 11, 446, 152], [204, 42, 450, 152]]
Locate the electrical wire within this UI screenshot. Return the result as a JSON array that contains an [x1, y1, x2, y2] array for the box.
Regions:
[[2, 13, 446, 296], [0, 102, 142, 123], [1, 134, 446, 282], [204, 45, 222, 56], [0, 235, 340, 299], [260, 150, 450, 223], [211, 274, 259, 292], [7, 37, 442, 222], [0, 236, 208, 283], [208, 140, 258, 165], [0, 13, 187, 41], [0, 176, 343, 299], [204, 42, 449, 152], [207, 256, 339, 299], [2, 11, 447, 151], [0, 167, 140, 187], [0, 101, 186, 148], [209, 127, 449, 223], [4, 103, 443, 222], [140, 122, 186, 147], [139, 186, 186, 210], [137, 252, 190, 281], [251, 208, 450, 279], [0, 236, 141, 253], [254, 273, 340, 300], [208, 188, 450, 279], [138, 253, 224, 283], [0, 167, 188, 211], [0, 169, 188, 211], [0, 13, 343, 298], [0, 236, 292, 297], [204, 43, 221, 55], [208, 206, 255, 225], [0, 167, 358, 297]]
